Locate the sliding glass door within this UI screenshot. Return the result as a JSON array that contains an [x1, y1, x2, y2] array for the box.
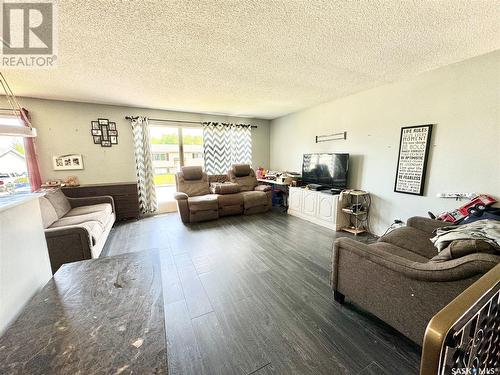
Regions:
[[150, 126, 203, 213]]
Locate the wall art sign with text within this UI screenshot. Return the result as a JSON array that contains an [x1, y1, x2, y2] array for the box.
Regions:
[[394, 124, 433, 196], [91, 118, 118, 147]]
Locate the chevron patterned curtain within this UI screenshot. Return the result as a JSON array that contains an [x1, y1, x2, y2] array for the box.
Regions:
[[130, 117, 158, 214], [203, 122, 252, 175]]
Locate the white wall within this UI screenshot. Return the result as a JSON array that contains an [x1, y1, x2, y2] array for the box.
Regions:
[[19, 98, 270, 184], [270, 51, 500, 235], [0, 196, 52, 335]]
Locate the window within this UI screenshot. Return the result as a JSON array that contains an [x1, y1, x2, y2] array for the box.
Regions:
[[0, 136, 30, 196], [153, 153, 167, 161]]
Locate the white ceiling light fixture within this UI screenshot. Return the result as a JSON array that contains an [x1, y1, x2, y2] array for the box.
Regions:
[[0, 72, 36, 138]]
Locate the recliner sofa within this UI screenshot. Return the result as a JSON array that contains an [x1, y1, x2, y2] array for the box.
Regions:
[[331, 216, 500, 344], [174, 165, 272, 223]]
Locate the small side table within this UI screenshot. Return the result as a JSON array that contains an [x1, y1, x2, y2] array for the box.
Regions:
[[340, 190, 370, 235]]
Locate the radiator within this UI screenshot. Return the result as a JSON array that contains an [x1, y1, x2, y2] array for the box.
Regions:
[[420, 264, 500, 375]]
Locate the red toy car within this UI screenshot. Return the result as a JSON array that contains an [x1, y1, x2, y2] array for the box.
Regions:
[[437, 194, 497, 223]]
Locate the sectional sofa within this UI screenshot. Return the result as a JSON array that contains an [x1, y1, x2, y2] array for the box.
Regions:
[[173, 164, 272, 223]]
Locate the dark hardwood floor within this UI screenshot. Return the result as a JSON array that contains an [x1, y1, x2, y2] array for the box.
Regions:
[[103, 209, 421, 375]]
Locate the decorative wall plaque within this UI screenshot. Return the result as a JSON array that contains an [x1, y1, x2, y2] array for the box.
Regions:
[[394, 124, 433, 196], [91, 118, 118, 147]]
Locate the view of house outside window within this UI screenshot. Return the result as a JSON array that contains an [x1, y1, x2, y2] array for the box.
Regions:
[[0, 136, 30, 196], [150, 127, 203, 186], [149, 126, 204, 213]]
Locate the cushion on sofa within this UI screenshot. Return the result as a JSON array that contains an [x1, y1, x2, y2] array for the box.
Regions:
[[232, 164, 251, 177], [179, 180, 210, 197], [240, 191, 268, 209], [65, 203, 112, 217], [210, 182, 240, 195], [182, 166, 203, 180], [187, 194, 218, 212], [234, 175, 258, 192], [44, 189, 71, 218], [431, 240, 497, 262], [372, 242, 430, 263], [378, 226, 437, 259], [50, 210, 111, 228], [39, 196, 58, 229], [218, 193, 244, 208]]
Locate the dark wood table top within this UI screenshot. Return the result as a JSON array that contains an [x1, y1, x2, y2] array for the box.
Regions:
[[0, 251, 167, 374]]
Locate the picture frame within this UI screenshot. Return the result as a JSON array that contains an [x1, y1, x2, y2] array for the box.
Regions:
[[91, 118, 118, 147], [394, 124, 433, 196], [101, 124, 109, 140], [53, 154, 84, 170]]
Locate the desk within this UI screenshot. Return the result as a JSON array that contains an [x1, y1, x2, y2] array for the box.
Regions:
[[257, 178, 290, 210]]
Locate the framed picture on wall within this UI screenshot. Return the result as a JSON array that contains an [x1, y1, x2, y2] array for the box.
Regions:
[[91, 118, 118, 147], [394, 124, 433, 196], [53, 154, 84, 170]]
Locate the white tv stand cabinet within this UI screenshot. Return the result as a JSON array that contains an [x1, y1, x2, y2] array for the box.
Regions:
[[288, 187, 344, 231]]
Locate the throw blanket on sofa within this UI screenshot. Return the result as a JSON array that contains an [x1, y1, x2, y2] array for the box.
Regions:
[[431, 220, 500, 252]]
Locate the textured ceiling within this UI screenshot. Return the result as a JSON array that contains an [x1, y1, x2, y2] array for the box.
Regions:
[[4, 0, 500, 119]]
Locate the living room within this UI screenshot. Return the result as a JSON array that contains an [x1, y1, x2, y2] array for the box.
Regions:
[[0, 1, 499, 374]]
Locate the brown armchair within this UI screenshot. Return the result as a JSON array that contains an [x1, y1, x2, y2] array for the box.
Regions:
[[227, 164, 272, 214], [331, 216, 500, 345]]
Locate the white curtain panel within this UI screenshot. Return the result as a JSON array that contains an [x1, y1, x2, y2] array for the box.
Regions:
[[203, 122, 252, 175], [130, 116, 158, 214]]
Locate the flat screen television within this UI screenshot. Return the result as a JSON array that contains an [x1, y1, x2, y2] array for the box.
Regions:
[[302, 153, 349, 189]]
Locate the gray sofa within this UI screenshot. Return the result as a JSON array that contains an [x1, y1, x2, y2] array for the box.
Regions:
[[40, 189, 116, 273], [174, 165, 272, 223], [331, 216, 500, 345]]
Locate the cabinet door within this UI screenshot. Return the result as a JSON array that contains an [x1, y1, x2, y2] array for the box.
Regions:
[[302, 190, 317, 217], [288, 188, 303, 212], [316, 194, 335, 222]]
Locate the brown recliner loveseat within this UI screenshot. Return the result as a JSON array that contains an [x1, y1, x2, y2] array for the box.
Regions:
[[174, 165, 272, 223], [331, 216, 500, 345]]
